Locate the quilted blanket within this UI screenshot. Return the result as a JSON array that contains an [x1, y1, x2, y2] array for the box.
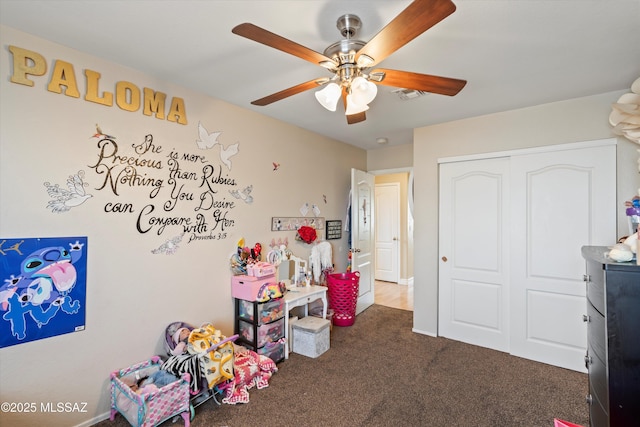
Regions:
[[220, 343, 279, 404]]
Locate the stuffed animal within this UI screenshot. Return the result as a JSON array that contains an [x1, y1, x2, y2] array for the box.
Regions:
[[609, 243, 634, 262], [623, 232, 638, 254]]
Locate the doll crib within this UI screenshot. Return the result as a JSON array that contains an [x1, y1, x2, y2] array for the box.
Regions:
[[110, 356, 191, 427]]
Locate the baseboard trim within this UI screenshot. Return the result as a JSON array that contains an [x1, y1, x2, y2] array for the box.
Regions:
[[412, 327, 437, 338], [74, 412, 110, 427], [397, 277, 414, 286]]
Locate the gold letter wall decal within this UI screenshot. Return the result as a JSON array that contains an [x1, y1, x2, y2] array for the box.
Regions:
[[8, 45, 187, 125], [85, 70, 114, 106], [143, 88, 166, 120], [47, 60, 80, 98], [167, 97, 188, 125], [116, 81, 141, 112], [9, 45, 47, 86]]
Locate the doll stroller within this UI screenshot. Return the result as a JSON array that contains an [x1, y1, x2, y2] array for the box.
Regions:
[[162, 322, 238, 413]]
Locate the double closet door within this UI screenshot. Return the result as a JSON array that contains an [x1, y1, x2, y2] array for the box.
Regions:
[[438, 140, 616, 372]]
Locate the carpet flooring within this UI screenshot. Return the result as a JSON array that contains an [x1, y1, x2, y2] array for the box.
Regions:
[[98, 304, 589, 427]]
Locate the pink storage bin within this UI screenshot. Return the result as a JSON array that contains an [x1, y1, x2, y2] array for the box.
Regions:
[[110, 356, 191, 427], [247, 262, 276, 278], [231, 274, 275, 301]]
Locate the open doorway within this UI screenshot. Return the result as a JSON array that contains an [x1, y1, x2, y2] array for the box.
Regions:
[[371, 168, 414, 311]]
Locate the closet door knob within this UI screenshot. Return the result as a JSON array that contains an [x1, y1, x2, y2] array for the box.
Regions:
[[442, 256, 448, 262], [583, 314, 590, 323]]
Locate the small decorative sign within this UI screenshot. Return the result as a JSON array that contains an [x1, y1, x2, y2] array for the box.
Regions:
[[271, 217, 325, 231], [326, 220, 342, 240]]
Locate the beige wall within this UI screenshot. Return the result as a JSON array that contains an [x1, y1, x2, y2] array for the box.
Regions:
[[367, 143, 413, 171], [411, 90, 640, 336], [0, 25, 365, 427]]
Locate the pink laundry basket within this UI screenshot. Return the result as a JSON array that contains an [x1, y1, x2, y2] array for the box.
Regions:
[[326, 271, 360, 326]]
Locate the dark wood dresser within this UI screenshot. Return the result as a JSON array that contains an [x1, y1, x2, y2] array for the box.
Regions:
[[582, 246, 640, 427]]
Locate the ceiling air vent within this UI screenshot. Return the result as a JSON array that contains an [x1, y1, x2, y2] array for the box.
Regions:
[[391, 88, 429, 101]]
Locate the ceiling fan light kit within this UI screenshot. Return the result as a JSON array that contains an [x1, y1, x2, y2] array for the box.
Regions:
[[345, 94, 369, 115], [231, 0, 467, 125], [350, 76, 378, 106], [315, 82, 342, 111]]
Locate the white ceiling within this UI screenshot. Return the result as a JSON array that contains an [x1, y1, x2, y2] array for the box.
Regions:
[[1, 0, 639, 150]]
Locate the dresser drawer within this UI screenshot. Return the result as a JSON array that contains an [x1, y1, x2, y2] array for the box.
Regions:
[[586, 260, 605, 316], [238, 317, 285, 348], [588, 344, 609, 413], [587, 302, 606, 361], [589, 393, 608, 427]]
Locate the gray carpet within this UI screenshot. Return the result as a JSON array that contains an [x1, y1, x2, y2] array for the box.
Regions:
[[99, 304, 589, 427]]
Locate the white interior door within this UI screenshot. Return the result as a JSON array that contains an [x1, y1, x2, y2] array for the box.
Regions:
[[375, 183, 400, 283], [351, 168, 375, 314], [509, 144, 616, 372], [438, 157, 510, 352]]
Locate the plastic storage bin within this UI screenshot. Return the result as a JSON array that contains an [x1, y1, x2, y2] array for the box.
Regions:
[[326, 271, 360, 326], [231, 274, 276, 301], [238, 298, 284, 325], [257, 338, 286, 363], [246, 261, 276, 277], [238, 317, 284, 348]]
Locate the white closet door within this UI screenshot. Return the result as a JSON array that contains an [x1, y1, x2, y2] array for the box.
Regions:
[[509, 144, 616, 372], [439, 157, 510, 352]]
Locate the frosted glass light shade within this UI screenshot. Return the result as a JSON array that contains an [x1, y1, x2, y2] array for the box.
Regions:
[[315, 83, 341, 111], [351, 76, 377, 106], [345, 93, 369, 115]]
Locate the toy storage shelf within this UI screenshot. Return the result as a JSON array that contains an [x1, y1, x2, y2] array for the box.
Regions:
[[234, 297, 285, 363]]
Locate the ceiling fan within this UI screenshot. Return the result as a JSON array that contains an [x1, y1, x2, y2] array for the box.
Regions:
[[231, 0, 467, 125]]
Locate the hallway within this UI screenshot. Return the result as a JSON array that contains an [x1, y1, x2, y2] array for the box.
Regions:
[[374, 280, 413, 311]]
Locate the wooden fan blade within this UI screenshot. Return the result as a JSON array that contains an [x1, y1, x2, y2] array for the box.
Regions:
[[372, 68, 466, 96], [356, 0, 456, 67], [251, 79, 323, 106], [232, 23, 335, 67], [346, 111, 367, 124], [342, 88, 367, 124]]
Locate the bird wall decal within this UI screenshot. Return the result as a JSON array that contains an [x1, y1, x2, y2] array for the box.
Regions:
[[229, 185, 253, 204], [44, 170, 93, 213], [92, 124, 115, 139], [219, 141, 239, 170], [151, 232, 186, 255], [196, 121, 222, 149]]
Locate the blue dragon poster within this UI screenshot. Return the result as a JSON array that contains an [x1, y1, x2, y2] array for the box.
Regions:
[[0, 237, 87, 348]]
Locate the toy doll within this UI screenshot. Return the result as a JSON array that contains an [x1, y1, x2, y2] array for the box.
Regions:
[[171, 327, 191, 356]]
